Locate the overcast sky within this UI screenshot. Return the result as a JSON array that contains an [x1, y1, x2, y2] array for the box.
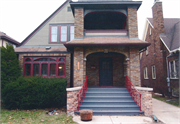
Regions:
[[0, 0, 180, 42]]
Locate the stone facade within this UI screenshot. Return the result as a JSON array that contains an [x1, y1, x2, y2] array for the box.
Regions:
[[136, 87, 153, 117], [18, 53, 71, 87], [127, 7, 138, 38], [66, 87, 81, 116]]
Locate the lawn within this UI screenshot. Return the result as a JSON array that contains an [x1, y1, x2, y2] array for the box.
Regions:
[[1, 108, 77, 124], [153, 95, 179, 107]]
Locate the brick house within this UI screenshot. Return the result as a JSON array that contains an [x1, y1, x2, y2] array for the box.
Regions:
[[140, 1, 179, 97], [0, 31, 20, 48], [15, 0, 153, 116]]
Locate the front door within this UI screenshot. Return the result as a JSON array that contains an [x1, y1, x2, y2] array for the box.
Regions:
[[99, 58, 113, 86]]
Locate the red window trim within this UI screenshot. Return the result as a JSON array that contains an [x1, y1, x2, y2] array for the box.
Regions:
[[50, 25, 58, 43], [60, 25, 68, 42], [69, 25, 74, 41], [24, 57, 66, 77]]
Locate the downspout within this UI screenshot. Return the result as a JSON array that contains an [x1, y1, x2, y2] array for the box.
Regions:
[[166, 54, 172, 98]]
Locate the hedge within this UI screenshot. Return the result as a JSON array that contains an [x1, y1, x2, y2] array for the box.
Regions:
[[2, 76, 67, 109]]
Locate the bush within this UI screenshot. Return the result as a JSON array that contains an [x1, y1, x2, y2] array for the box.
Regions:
[[1, 44, 21, 89], [2, 76, 67, 109]]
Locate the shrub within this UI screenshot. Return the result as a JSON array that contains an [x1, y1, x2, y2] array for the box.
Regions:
[[2, 76, 67, 109], [1, 44, 21, 89]]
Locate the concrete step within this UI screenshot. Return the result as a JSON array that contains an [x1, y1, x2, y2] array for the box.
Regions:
[[86, 92, 130, 96], [84, 96, 132, 100], [81, 101, 137, 105]]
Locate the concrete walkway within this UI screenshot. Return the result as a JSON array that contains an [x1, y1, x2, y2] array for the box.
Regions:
[[153, 98, 180, 124], [73, 115, 153, 124]]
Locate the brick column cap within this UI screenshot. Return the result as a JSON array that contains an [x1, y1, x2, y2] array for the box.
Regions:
[[135, 87, 153, 92], [66, 86, 82, 91]]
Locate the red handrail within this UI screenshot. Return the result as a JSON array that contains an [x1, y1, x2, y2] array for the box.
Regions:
[[77, 76, 87, 111], [126, 76, 141, 111]]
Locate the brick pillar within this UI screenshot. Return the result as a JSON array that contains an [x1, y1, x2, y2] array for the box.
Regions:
[[74, 8, 84, 39], [152, 1, 165, 34], [74, 47, 84, 87], [127, 7, 138, 38], [129, 47, 141, 86]]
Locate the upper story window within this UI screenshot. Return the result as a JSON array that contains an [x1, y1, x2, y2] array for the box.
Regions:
[[60, 26, 68, 42], [50, 25, 58, 42], [169, 60, 179, 79], [50, 25, 74, 43]]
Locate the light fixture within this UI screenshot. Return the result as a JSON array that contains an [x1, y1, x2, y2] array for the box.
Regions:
[[59, 66, 62, 69], [126, 58, 130, 61], [46, 47, 51, 50]]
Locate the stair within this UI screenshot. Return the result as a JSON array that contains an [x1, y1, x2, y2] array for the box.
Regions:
[[77, 87, 144, 115]]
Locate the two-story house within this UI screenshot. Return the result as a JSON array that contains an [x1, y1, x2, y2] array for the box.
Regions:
[[0, 31, 20, 48], [140, 0, 179, 97], [15, 0, 153, 116]]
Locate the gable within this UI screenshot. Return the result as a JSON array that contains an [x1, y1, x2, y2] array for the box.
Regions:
[[21, 0, 74, 47]]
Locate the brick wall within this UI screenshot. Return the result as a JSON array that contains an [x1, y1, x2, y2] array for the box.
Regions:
[[74, 8, 84, 38], [130, 47, 141, 86], [18, 53, 71, 87], [73, 47, 84, 86], [127, 7, 138, 38], [86, 53, 125, 87]]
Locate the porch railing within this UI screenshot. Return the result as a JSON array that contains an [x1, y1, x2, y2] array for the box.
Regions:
[[126, 76, 141, 111], [77, 76, 87, 111]]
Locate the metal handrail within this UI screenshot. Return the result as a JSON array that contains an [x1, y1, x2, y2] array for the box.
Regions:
[[126, 76, 141, 111], [77, 76, 87, 111]]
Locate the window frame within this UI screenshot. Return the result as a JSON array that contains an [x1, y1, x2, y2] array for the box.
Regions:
[[24, 57, 66, 77], [146, 47, 148, 55], [60, 25, 68, 42], [69, 25, 74, 41], [169, 60, 179, 79], [50, 25, 58, 43], [152, 65, 156, 79], [144, 67, 148, 79]]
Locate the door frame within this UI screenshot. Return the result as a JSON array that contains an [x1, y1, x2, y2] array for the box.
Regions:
[[99, 57, 113, 86]]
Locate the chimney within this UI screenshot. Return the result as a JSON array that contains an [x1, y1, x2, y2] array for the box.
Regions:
[[152, 0, 165, 33]]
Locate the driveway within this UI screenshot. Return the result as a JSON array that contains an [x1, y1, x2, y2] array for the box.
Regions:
[[153, 98, 180, 124]]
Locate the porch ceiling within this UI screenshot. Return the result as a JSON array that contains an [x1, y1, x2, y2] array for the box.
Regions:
[[64, 37, 150, 50]]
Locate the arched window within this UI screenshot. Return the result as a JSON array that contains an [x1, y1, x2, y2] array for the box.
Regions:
[[24, 57, 66, 77]]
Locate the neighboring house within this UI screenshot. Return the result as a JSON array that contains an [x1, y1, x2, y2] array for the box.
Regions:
[[140, 1, 179, 96], [0, 31, 20, 48], [15, 0, 150, 88]]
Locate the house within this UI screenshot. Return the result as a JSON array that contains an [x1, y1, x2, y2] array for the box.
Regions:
[[140, 0, 179, 97], [15, 0, 153, 116], [0, 31, 20, 48]]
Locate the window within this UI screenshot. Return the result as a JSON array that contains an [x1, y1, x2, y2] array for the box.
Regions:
[[150, 28, 151, 35], [146, 47, 148, 55], [49, 25, 74, 43], [67, 6, 71, 12], [152, 65, 156, 79], [70, 26, 74, 41], [24, 57, 66, 77], [169, 60, 179, 79], [144, 67, 148, 79], [50, 25, 58, 42], [60, 26, 68, 42]]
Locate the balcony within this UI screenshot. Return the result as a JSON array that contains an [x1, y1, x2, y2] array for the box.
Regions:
[[84, 30, 128, 37]]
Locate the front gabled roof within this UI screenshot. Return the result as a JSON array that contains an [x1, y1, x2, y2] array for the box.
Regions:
[[143, 18, 180, 52], [19, 0, 70, 46], [0, 31, 20, 45]]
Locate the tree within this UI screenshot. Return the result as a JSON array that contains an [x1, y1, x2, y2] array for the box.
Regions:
[[1, 44, 21, 89]]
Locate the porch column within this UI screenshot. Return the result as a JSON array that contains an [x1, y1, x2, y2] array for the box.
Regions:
[[74, 47, 84, 86], [129, 47, 141, 86]]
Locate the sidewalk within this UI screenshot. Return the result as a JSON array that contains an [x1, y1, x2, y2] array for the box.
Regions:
[[153, 98, 180, 124], [73, 115, 153, 124]]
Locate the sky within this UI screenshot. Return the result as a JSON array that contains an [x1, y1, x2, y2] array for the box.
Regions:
[[0, 0, 180, 43]]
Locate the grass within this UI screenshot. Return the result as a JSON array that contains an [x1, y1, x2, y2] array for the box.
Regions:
[[1, 108, 77, 124], [153, 95, 179, 107]]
